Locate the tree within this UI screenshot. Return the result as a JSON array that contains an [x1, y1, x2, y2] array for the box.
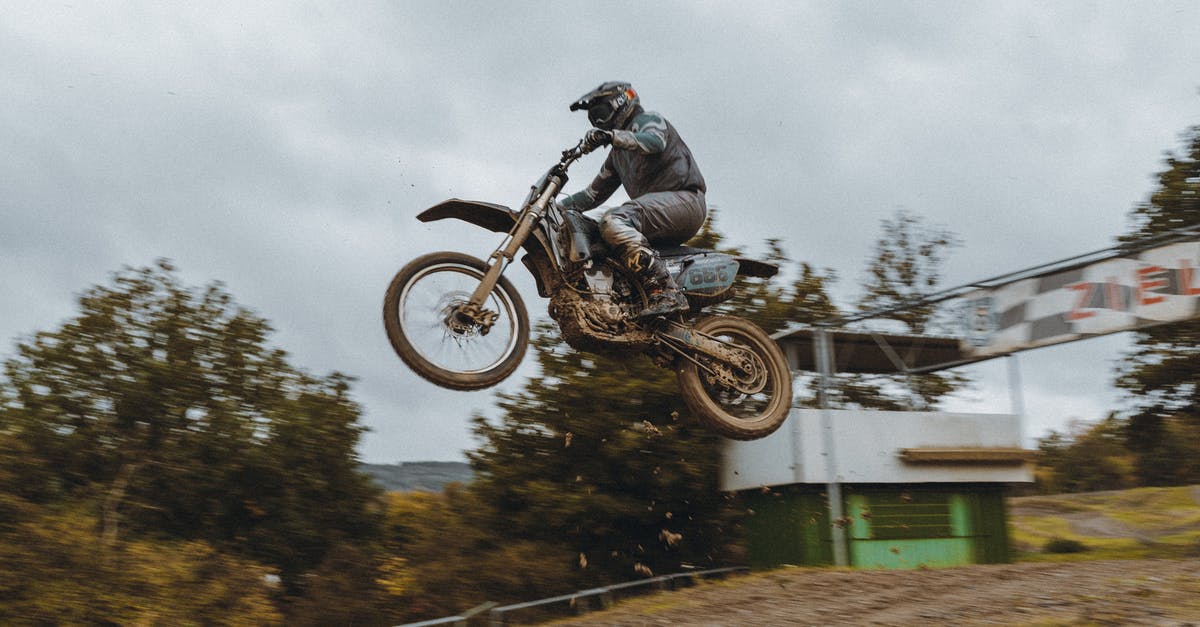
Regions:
[[378, 487, 575, 623], [1116, 124, 1200, 485], [466, 215, 841, 590], [689, 207, 841, 335], [857, 209, 960, 335], [839, 209, 966, 410], [1035, 414, 1135, 494], [0, 506, 282, 624], [469, 320, 735, 585], [723, 240, 840, 336], [0, 260, 380, 586]]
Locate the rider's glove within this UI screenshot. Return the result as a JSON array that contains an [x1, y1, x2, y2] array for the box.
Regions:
[[582, 128, 613, 152]]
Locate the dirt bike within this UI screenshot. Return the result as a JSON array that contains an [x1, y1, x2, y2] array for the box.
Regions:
[[383, 138, 792, 440]]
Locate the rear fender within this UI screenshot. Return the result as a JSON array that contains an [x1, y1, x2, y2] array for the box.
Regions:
[[733, 257, 778, 279], [659, 244, 779, 280]]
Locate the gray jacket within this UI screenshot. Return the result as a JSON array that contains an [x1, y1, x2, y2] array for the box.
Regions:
[[562, 106, 705, 210]]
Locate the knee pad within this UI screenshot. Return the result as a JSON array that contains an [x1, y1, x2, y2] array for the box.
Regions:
[[600, 206, 644, 249], [620, 245, 656, 275]]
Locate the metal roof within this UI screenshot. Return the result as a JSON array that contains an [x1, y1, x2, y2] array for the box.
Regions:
[[772, 326, 979, 374]]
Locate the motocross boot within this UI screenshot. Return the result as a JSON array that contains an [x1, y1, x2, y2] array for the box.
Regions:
[[620, 245, 689, 319]]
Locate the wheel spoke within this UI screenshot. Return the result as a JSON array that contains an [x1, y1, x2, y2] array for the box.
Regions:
[[674, 316, 790, 439], [699, 331, 779, 421], [398, 264, 519, 375]]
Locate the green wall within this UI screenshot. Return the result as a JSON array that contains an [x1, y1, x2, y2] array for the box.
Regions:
[[743, 484, 1011, 570]]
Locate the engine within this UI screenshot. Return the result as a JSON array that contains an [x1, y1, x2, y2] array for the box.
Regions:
[[547, 262, 655, 354]]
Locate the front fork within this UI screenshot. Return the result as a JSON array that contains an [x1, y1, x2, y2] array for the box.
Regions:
[[459, 182, 561, 329]]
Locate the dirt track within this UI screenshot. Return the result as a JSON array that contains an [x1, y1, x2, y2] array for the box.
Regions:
[[550, 559, 1200, 626]]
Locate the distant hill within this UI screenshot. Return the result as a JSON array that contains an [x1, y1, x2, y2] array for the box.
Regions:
[[360, 461, 473, 493]]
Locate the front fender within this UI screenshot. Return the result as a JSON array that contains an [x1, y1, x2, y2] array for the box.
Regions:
[[417, 198, 559, 294], [417, 199, 518, 233]]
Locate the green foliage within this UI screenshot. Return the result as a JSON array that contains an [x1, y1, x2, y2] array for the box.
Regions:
[[690, 207, 841, 335], [459, 211, 846, 595], [1033, 412, 1200, 493], [1117, 124, 1200, 485], [379, 488, 575, 623], [0, 506, 282, 625], [470, 321, 735, 584], [837, 210, 966, 411], [1125, 413, 1200, 486], [283, 544, 394, 627], [1036, 414, 1136, 494], [1010, 485, 1200, 562], [1122, 125, 1200, 240], [0, 434, 48, 527], [0, 260, 381, 589], [857, 209, 961, 335]]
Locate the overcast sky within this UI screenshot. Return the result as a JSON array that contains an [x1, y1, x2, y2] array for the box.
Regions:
[[3, 1, 1199, 462]]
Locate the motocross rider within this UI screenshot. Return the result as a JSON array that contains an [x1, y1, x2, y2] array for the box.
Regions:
[[560, 81, 707, 318]]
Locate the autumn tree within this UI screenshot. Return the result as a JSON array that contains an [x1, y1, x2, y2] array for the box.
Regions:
[[0, 260, 380, 587], [838, 209, 966, 410], [0, 507, 282, 624], [1116, 124, 1200, 485], [1035, 414, 1136, 494], [469, 320, 732, 585], [378, 487, 575, 623], [689, 207, 840, 334], [397, 208, 960, 616], [466, 214, 841, 590]]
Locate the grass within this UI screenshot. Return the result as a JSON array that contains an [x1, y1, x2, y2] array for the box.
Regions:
[[1009, 484, 1200, 562]]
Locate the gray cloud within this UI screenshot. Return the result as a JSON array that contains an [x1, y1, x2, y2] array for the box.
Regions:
[[2, 1, 1198, 461]]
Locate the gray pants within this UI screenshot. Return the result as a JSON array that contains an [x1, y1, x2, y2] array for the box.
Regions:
[[599, 190, 707, 251]]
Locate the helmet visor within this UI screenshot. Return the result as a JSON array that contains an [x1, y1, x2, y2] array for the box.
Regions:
[[587, 100, 617, 128]]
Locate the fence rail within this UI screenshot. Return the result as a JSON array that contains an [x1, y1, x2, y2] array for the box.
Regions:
[[396, 567, 748, 627]]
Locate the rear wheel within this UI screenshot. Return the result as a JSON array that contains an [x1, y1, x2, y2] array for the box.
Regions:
[[383, 252, 529, 390], [676, 315, 792, 440]]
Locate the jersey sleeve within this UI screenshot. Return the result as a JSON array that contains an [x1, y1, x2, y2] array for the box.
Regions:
[[611, 111, 667, 154], [560, 153, 622, 211]]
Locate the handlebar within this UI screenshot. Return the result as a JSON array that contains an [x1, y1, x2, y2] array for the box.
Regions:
[[559, 137, 592, 167], [528, 138, 588, 209]]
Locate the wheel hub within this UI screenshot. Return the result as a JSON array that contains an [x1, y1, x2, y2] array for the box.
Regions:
[[440, 300, 499, 336], [708, 348, 768, 395]]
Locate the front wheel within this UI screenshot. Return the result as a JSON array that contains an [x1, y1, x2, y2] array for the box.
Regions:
[[677, 315, 792, 440], [383, 252, 529, 390]]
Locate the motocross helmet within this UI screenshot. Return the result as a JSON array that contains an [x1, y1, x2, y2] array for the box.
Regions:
[[569, 81, 639, 130]]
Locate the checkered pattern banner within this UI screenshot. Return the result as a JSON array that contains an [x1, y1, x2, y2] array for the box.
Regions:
[[960, 240, 1200, 358]]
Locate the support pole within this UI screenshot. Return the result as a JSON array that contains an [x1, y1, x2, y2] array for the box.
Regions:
[[1006, 354, 1026, 440], [785, 335, 805, 484], [814, 328, 849, 567]]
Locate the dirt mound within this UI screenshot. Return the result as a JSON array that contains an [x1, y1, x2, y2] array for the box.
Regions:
[[1065, 512, 1150, 540], [550, 559, 1200, 626]]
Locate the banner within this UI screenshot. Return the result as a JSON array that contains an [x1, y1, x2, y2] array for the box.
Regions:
[[961, 241, 1200, 358]]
